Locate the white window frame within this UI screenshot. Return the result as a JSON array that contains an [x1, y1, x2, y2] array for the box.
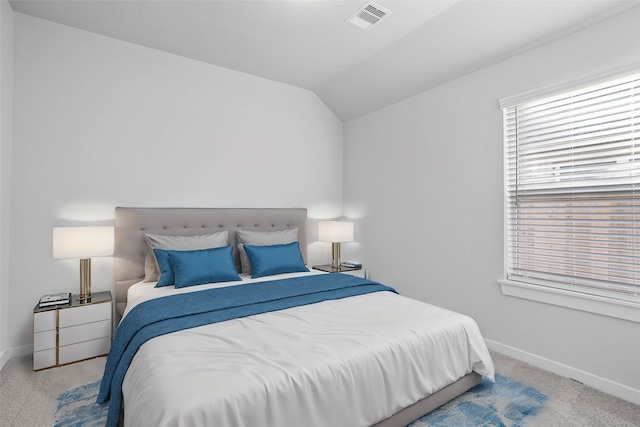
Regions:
[[499, 61, 640, 323]]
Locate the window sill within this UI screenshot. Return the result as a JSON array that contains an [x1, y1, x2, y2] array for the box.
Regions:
[[497, 279, 639, 323]]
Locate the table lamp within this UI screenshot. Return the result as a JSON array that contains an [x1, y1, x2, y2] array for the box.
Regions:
[[318, 221, 354, 269], [53, 226, 114, 303]]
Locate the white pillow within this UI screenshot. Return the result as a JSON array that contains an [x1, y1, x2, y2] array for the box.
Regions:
[[237, 228, 298, 275], [143, 231, 229, 282]]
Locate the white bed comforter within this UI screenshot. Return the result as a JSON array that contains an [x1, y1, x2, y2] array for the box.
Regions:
[[121, 272, 494, 427]]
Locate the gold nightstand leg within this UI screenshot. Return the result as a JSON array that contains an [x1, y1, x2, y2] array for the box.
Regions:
[[55, 310, 59, 367]]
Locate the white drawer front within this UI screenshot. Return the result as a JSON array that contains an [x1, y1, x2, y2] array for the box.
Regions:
[[59, 302, 111, 328], [59, 336, 111, 365], [33, 311, 56, 332], [33, 330, 56, 352], [59, 319, 111, 346], [33, 349, 56, 370]]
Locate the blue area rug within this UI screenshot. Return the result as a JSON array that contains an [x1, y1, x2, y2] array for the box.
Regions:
[[55, 374, 546, 426], [409, 374, 548, 427], [55, 380, 107, 427]]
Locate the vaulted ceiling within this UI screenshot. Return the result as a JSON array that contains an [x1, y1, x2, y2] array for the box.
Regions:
[[10, 0, 639, 121]]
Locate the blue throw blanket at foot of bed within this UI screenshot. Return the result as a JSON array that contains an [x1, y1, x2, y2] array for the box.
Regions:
[[97, 273, 396, 427]]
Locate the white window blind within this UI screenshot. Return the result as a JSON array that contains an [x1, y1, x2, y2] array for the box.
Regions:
[[503, 71, 639, 302]]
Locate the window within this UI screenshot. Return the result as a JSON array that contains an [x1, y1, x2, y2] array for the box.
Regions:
[[502, 71, 639, 304]]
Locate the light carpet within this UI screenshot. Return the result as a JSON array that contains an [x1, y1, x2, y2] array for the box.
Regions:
[[55, 373, 546, 426]]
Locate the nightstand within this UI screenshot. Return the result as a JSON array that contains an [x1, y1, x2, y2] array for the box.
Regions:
[[312, 264, 366, 279], [33, 291, 112, 370]]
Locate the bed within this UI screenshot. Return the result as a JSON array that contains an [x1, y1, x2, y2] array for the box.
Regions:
[[100, 207, 494, 427]]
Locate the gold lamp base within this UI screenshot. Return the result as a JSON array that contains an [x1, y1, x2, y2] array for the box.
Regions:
[[79, 258, 92, 303], [331, 242, 342, 269]]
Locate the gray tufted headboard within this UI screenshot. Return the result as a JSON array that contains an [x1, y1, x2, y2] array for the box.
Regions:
[[114, 207, 308, 323]]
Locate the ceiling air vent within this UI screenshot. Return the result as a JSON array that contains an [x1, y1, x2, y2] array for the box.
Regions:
[[346, 2, 391, 31]]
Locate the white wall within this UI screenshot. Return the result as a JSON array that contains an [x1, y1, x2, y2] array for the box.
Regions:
[[9, 13, 343, 357], [0, 0, 14, 367], [344, 8, 640, 402]]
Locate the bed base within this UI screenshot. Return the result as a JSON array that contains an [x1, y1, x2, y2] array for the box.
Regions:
[[373, 372, 482, 426]]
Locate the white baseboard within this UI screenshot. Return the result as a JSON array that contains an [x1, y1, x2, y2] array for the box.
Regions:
[[0, 344, 32, 371], [485, 339, 640, 405], [0, 349, 8, 370]]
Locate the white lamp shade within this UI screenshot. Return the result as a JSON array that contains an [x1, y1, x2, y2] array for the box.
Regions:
[[318, 221, 354, 243], [53, 226, 114, 259]]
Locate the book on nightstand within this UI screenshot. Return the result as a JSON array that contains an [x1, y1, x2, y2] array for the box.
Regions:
[[38, 292, 71, 307], [341, 261, 362, 268]]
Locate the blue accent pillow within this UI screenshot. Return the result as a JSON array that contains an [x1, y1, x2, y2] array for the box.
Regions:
[[243, 242, 309, 279], [167, 246, 241, 288], [153, 248, 176, 288]]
